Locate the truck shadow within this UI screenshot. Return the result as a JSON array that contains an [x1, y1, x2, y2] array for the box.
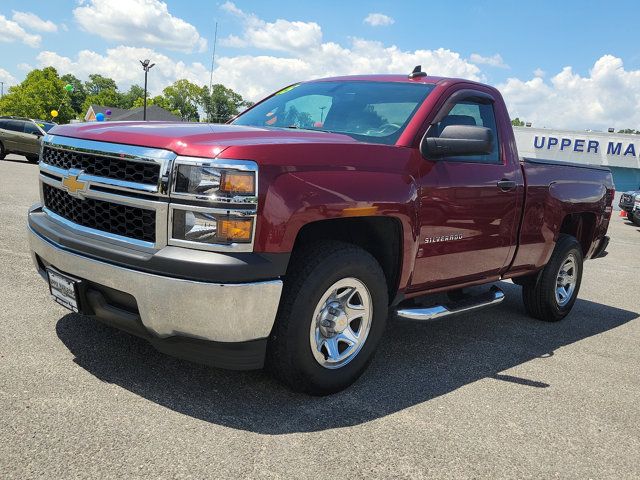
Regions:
[[55, 282, 637, 434]]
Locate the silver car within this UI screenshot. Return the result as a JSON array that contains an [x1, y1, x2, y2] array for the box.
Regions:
[[0, 116, 56, 163]]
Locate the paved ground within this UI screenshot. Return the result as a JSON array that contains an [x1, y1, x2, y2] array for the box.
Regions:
[[1, 153, 639, 479]]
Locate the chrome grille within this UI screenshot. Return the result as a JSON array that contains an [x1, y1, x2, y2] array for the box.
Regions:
[[43, 184, 156, 243], [42, 145, 161, 185]]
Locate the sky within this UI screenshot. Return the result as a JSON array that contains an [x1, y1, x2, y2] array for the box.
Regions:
[[1, 0, 640, 130]]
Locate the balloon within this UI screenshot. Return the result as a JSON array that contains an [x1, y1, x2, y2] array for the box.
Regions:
[[95, 113, 105, 122], [64, 84, 74, 92], [105, 109, 112, 116], [50, 110, 58, 118]]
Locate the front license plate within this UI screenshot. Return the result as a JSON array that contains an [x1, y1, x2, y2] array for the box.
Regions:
[[47, 268, 79, 312]]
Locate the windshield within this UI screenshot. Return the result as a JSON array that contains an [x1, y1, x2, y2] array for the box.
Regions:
[[232, 81, 435, 145], [34, 121, 56, 132]]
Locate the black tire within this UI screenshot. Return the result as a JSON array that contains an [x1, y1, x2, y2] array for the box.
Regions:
[[522, 234, 583, 322], [0, 141, 5, 160], [630, 211, 640, 226], [266, 240, 388, 395], [26, 155, 39, 164]]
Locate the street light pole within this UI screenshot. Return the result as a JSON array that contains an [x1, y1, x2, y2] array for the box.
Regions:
[[0, 81, 4, 99], [139, 59, 156, 121]]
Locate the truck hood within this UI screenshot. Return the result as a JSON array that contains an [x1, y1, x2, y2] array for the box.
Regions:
[[49, 121, 358, 159]]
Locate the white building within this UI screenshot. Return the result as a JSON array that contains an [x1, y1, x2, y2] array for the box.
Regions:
[[514, 126, 640, 194]]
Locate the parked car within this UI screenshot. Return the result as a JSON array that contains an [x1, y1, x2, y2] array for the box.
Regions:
[[619, 190, 640, 225], [0, 116, 56, 163], [629, 196, 640, 226], [28, 69, 614, 394]]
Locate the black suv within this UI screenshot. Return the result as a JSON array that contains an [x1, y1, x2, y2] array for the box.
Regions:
[[0, 116, 56, 163]]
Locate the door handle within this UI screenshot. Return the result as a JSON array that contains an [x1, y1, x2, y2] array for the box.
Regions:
[[497, 179, 516, 192]]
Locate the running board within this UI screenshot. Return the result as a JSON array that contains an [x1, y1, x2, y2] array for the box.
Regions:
[[396, 286, 505, 321]]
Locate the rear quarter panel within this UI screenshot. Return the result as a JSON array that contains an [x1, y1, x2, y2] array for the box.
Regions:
[[507, 159, 614, 276]]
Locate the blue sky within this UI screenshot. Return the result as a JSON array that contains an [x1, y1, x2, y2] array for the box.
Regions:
[[1, 0, 640, 129]]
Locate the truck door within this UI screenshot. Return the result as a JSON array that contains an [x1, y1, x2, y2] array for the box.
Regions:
[[411, 88, 522, 290]]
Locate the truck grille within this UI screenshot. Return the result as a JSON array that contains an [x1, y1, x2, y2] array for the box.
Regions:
[[43, 184, 156, 243], [42, 146, 161, 185]]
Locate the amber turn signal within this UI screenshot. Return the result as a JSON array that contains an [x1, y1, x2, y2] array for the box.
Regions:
[[218, 218, 253, 242], [220, 171, 255, 195]]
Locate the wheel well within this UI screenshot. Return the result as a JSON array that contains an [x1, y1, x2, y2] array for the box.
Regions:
[[291, 216, 402, 299], [559, 212, 596, 255]]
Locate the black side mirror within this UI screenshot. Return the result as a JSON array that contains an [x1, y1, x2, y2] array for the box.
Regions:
[[420, 125, 494, 159]]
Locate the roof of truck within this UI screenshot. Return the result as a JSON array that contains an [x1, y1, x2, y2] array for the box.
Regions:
[[306, 74, 484, 87]]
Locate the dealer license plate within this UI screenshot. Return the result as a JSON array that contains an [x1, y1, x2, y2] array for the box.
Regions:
[[47, 268, 79, 312]]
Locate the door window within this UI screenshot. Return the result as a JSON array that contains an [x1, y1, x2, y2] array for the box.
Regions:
[[23, 122, 41, 135], [435, 100, 500, 164], [5, 120, 25, 132]]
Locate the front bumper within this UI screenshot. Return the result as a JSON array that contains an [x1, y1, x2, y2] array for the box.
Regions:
[[29, 224, 284, 369]]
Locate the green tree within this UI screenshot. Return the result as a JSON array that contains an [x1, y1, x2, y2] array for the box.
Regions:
[[84, 74, 118, 95], [132, 94, 181, 117], [121, 84, 145, 109], [0, 67, 74, 123], [60, 73, 87, 116], [511, 117, 525, 127], [201, 84, 249, 123], [161, 79, 204, 121], [618, 128, 640, 134], [82, 89, 124, 114]]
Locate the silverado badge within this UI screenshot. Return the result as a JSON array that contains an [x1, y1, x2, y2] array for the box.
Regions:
[[61, 170, 88, 198], [424, 233, 463, 244]]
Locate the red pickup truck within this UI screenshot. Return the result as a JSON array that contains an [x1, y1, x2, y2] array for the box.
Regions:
[[28, 68, 614, 394]]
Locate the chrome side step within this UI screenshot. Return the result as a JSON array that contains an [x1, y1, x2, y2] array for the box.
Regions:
[[396, 286, 505, 321]]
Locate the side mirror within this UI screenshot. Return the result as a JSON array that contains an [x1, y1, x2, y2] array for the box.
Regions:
[[420, 125, 494, 159]]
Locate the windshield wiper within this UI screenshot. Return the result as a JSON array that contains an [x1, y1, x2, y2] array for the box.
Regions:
[[285, 125, 331, 133]]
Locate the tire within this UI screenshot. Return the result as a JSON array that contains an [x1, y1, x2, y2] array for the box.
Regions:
[[522, 234, 583, 322], [26, 155, 39, 164], [630, 211, 640, 226], [0, 141, 5, 160], [266, 240, 388, 395]]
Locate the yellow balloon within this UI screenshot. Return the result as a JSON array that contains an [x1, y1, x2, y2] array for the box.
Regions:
[[51, 110, 59, 118]]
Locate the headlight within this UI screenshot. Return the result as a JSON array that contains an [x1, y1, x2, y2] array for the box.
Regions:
[[172, 208, 253, 244], [173, 163, 256, 199]]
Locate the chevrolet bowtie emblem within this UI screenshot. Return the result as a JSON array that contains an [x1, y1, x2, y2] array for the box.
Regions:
[[61, 170, 88, 198]]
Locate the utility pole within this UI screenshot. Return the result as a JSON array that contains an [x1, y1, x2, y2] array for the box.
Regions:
[[1, 81, 4, 99], [208, 21, 218, 122], [139, 59, 156, 121]]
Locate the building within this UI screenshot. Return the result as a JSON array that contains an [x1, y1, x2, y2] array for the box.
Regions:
[[84, 104, 182, 122], [514, 126, 640, 194]]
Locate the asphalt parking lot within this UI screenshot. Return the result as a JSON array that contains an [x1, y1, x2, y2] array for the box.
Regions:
[[1, 153, 639, 479]]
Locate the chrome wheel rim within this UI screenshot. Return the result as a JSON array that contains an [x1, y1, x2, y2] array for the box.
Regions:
[[309, 278, 373, 369], [555, 254, 577, 307]]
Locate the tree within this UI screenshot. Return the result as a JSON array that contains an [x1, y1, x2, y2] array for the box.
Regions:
[[617, 128, 640, 134], [132, 94, 181, 117], [84, 74, 118, 96], [0, 67, 75, 123], [511, 117, 525, 127], [161, 79, 204, 121], [82, 89, 124, 114], [121, 84, 145, 109], [60, 73, 87, 116], [201, 84, 249, 123]]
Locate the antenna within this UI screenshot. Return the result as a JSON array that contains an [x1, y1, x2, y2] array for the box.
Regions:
[[208, 21, 218, 122], [409, 65, 427, 79]]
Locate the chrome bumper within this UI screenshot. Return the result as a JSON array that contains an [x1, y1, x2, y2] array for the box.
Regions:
[[29, 227, 283, 343]]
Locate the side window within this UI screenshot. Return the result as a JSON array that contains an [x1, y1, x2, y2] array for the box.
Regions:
[[436, 100, 500, 164], [6, 120, 24, 132], [23, 122, 40, 135], [0, 120, 7, 130]]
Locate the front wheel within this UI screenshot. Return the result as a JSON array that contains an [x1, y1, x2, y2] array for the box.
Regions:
[[26, 155, 39, 164], [266, 241, 388, 395], [522, 234, 583, 322]]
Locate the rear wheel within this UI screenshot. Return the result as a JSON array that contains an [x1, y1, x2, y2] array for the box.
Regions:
[[522, 234, 583, 322], [26, 155, 39, 164], [0, 141, 5, 159], [266, 241, 388, 395]]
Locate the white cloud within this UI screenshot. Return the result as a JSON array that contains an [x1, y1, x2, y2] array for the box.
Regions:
[[469, 53, 508, 69], [215, 4, 479, 101], [220, 1, 322, 53], [0, 14, 41, 47], [73, 0, 206, 53], [12, 11, 58, 33], [364, 13, 395, 27], [0, 68, 17, 86], [36, 46, 210, 96], [499, 55, 640, 130], [533, 68, 545, 78]]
